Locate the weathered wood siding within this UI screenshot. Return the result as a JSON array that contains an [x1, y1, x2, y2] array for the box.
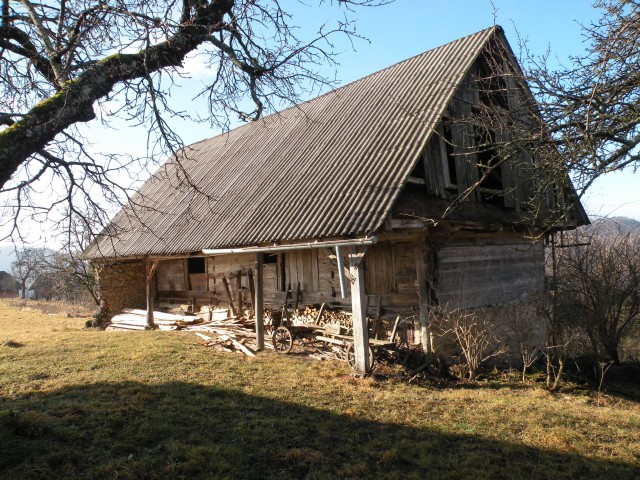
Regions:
[[436, 237, 544, 309], [362, 241, 431, 315], [153, 240, 431, 316], [153, 235, 544, 318], [422, 57, 538, 212], [156, 259, 185, 292]]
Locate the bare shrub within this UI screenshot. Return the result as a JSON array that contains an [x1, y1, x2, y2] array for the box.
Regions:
[[507, 303, 543, 381], [430, 306, 507, 381]]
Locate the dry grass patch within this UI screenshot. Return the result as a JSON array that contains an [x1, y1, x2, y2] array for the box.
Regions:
[[1, 300, 639, 479]]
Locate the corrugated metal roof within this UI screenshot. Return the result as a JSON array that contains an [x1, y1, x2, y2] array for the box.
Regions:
[[86, 27, 498, 259]]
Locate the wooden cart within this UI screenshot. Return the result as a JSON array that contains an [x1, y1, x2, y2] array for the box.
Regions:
[[271, 323, 399, 368], [270, 303, 408, 368]]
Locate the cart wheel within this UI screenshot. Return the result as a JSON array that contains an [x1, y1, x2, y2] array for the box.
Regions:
[[272, 326, 294, 354], [345, 343, 374, 370]]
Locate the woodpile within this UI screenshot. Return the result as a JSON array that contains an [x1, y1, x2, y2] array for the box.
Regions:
[[105, 307, 261, 357], [193, 332, 256, 357], [105, 309, 203, 331], [104, 304, 366, 363], [290, 306, 353, 333]]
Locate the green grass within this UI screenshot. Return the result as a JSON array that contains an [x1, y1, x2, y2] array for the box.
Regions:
[[1, 300, 639, 479]]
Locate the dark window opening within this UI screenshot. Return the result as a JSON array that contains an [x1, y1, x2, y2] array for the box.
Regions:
[[264, 253, 277, 264], [474, 126, 504, 206], [443, 123, 458, 186], [476, 58, 509, 110], [187, 257, 207, 291], [410, 157, 426, 180], [188, 257, 206, 274]]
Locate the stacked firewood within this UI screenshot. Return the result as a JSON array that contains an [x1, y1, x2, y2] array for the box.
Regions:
[[295, 306, 353, 332]]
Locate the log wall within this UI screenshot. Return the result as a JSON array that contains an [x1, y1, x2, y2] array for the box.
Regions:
[[436, 236, 544, 310]]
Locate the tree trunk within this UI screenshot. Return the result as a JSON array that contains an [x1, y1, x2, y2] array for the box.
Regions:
[[0, 18, 227, 188]]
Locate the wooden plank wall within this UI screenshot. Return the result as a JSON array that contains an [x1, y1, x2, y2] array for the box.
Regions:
[[423, 59, 538, 212], [156, 259, 185, 291], [154, 241, 428, 316], [436, 236, 544, 310], [283, 248, 342, 307], [363, 241, 429, 315]]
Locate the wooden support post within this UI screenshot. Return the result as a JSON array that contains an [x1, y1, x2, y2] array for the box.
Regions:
[[294, 282, 301, 311], [415, 243, 432, 355], [248, 268, 256, 314], [255, 253, 265, 350], [349, 246, 370, 374], [221, 275, 236, 317], [236, 270, 243, 316], [145, 260, 159, 330]]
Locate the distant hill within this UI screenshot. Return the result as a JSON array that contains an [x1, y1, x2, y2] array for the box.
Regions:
[[0, 246, 17, 272], [585, 216, 640, 236]]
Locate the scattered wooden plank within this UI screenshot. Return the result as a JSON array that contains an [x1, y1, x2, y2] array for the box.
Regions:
[[121, 309, 201, 322], [194, 332, 213, 342], [230, 338, 256, 357], [110, 314, 183, 326], [106, 323, 147, 331]]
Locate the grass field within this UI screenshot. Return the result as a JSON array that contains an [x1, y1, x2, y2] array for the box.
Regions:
[[1, 300, 639, 479]]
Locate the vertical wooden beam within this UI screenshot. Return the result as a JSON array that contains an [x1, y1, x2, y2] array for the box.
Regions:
[[255, 253, 265, 350], [236, 270, 243, 316], [415, 243, 432, 354], [248, 267, 256, 314], [145, 259, 159, 330], [221, 275, 236, 317], [349, 246, 370, 374], [336, 245, 347, 298]]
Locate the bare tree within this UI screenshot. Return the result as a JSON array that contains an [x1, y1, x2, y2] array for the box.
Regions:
[[0, 0, 388, 241], [10, 247, 46, 298], [46, 213, 101, 304], [554, 224, 640, 367], [524, 0, 640, 196]]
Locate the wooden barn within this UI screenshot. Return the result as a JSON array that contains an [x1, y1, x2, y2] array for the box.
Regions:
[[85, 26, 588, 372]]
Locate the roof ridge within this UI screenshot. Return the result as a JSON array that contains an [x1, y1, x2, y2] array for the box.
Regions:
[[193, 26, 501, 145]]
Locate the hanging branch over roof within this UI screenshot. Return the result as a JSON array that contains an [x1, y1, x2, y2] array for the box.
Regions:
[[0, 0, 387, 243]]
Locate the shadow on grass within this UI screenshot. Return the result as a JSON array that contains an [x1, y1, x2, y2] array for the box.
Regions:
[[1, 381, 638, 480]]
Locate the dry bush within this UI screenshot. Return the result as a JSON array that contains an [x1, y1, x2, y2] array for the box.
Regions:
[[430, 306, 507, 381]]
